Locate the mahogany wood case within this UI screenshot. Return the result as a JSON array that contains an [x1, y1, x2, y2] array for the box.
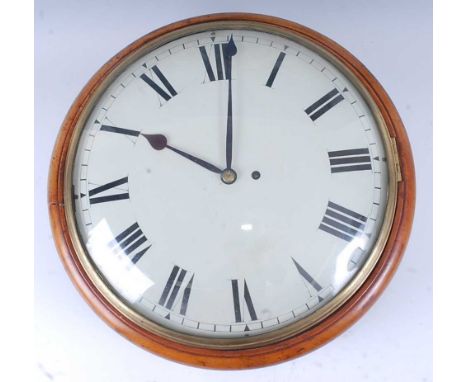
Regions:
[[48, 13, 415, 369]]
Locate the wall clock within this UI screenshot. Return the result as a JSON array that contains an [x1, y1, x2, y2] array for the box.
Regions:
[[49, 13, 415, 369]]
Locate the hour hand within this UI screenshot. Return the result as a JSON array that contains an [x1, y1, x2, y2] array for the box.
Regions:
[[142, 134, 223, 174]]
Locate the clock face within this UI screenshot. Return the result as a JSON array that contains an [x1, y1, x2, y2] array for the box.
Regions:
[[71, 28, 389, 340]]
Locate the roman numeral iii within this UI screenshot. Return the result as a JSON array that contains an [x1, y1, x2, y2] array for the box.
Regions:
[[231, 279, 258, 323], [140, 65, 177, 101], [199, 43, 233, 81], [88, 176, 129, 204], [328, 148, 372, 173], [305, 88, 344, 121], [109, 222, 151, 264], [319, 201, 367, 242], [159, 265, 194, 316]]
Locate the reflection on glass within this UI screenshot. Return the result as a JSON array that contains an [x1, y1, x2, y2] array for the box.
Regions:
[[333, 236, 368, 290], [241, 223, 253, 231], [87, 219, 154, 303]]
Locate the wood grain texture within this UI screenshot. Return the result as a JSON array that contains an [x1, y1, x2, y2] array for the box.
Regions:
[[48, 13, 415, 369]]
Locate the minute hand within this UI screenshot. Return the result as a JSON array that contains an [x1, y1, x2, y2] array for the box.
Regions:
[[224, 35, 237, 170]]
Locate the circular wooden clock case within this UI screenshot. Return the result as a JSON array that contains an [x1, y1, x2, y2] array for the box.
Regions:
[[48, 13, 415, 369]]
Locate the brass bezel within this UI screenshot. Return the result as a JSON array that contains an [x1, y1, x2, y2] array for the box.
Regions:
[[62, 20, 399, 350]]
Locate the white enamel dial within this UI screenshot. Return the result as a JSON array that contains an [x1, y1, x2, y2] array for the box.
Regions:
[[72, 28, 389, 338]]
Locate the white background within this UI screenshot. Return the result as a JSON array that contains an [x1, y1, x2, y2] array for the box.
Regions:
[[35, 1, 432, 381]]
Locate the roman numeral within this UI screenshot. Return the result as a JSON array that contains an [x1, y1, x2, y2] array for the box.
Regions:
[[231, 279, 257, 323], [109, 222, 151, 264], [199, 43, 233, 81], [319, 201, 367, 242], [305, 88, 344, 121], [159, 265, 194, 315], [328, 148, 372, 173], [88, 177, 129, 204], [100, 125, 140, 137], [266, 51, 286, 87], [140, 65, 177, 101], [291, 258, 324, 301]]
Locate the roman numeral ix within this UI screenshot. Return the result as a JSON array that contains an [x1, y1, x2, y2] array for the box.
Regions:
[[199, 42, 233, 81], [328, 148, 372, 173], [109, 222, 151, 264], [319, 201, 367, 242], [159, 265, 194, 316], [305, 88, 344, 121], [231, 279, 257, 324], [88, 176, 129, 204], [140, 65, 177, 101]]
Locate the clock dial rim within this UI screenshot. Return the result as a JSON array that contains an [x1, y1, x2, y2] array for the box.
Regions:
[[65, 25, 396, 347], [48, 12, 415, 369]]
